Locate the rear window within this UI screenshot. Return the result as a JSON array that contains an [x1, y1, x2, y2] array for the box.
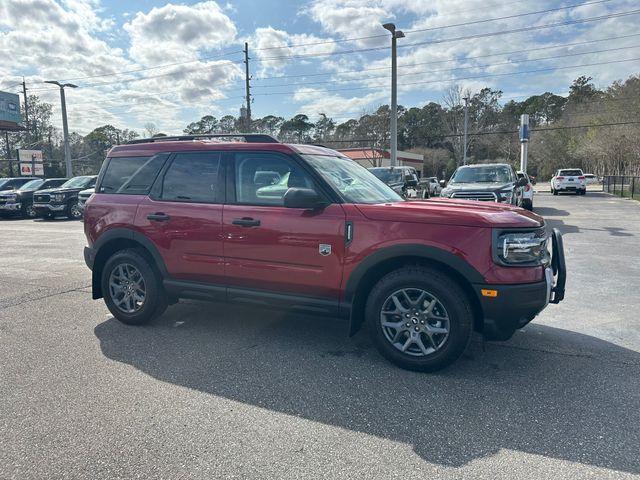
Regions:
[[99, 156, 165, 194], [559, 169, 583, 176]]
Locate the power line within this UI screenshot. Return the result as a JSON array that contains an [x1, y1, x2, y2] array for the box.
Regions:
[[251, 44, 640, 89], [250, 56, 640, 96], [256, 8, 640, 62]]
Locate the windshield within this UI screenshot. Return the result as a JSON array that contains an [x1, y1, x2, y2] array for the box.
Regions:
[[61, 176, 93, 189], [18, 179, 45, 191], [369, 168, 404, 184], [302, 155, 403, 204], [451, 165, 513, 184]]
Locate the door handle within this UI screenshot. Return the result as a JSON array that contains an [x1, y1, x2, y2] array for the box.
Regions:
[[147, 213, 171, 222], [232, 217, 261, 227]]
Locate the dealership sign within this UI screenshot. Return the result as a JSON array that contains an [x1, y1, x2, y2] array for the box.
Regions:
[[0, 91, 22, 127], [18, 149, 44, 176]]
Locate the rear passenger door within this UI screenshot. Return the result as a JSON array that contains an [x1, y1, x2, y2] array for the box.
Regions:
[[136, 152, 225, 286]]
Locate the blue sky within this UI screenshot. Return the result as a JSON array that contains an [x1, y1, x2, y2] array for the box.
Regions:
[[1, 0, 638, 135]]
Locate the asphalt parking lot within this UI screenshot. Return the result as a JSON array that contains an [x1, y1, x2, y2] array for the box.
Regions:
[[1, 191, 639, 480]]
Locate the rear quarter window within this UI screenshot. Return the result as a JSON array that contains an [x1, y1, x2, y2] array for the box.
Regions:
[[98, 155, 166, 194]]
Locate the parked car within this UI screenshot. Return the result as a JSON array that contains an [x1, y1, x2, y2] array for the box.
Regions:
[[423, 176, 442, 197], [440, 163, 527, 205], [0, 177, 38, 193], [83, 135, 566, 372], [33, 175, 97, 219], [516, 171, 534, 211], [551, 169, 586, 195], [369, 166, 420, 198], [583, 173, 599, 185], [77, 188, 95, 214], [0, 178, 67, 218]]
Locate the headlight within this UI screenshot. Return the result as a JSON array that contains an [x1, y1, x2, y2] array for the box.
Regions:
[[494, 229, 550, 265], [6, 194, 17, 202], [441, 188, 452, 197], [52, 193, 66, 202], [497, 189, 513, 202]]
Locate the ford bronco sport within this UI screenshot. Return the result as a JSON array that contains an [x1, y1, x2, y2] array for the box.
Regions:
[[83, 134, 566, 372]]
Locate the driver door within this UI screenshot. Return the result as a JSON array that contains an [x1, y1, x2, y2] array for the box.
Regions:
[[222, 151, 346, 302]]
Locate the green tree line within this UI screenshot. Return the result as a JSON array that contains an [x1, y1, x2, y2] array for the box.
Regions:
[[2, 75, 638, 180]]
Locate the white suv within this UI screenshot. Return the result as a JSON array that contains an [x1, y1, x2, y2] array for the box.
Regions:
[[551, 169, 586, 195]]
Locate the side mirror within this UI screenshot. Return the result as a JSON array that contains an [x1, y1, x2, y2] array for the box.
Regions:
[[439, 180, 446, 187], [517, 177, 528, 187], [283, 188, 327, 209], [405, 174, 418, 187]]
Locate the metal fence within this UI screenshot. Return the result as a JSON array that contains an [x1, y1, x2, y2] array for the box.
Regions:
[[603, 175, 640, 200]]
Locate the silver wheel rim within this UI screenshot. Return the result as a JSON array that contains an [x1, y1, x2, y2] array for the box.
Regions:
[[26, 205, 36, 218], [70, 203, 82, 218], [108, 263, 146, 314], [380, 288, 450, 357]]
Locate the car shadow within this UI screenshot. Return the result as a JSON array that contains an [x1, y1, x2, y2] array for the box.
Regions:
[[533, 206, 570, 217], [94, 302, 640, 473]]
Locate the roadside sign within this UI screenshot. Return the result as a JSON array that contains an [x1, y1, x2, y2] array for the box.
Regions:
[[17, 149, 44, 176], [19, 163, 44, 176], [0, 91, 22, 126]]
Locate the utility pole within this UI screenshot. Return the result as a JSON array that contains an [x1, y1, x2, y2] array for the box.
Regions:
[[462, 96, 469, 165], [22, 77, 30, 143], [383, 23, 404, 167], [4, 131, 13, 177], [519, 114, 530, 173], [44, 81, 77, 178], [243, 42, 252, 132]]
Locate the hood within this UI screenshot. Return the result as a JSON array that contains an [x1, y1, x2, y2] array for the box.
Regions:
[[355, 198, 543, 229], [444, 182, 513, 192], [36, 187, 83, 194]]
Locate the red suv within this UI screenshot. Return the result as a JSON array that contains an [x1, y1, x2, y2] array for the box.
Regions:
[[84, 134, 566, 371]]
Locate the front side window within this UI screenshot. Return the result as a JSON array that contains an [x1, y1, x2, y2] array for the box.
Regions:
[[99, 156, 164, 194], [234, 153, 315, 206], [302, 154, 403, 204], [161, 153, 220, 203]]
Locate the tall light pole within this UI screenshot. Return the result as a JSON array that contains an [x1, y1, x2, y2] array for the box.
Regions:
[[45, 80, 77, 177], [462, 96, 469, 165], [382, 23, 404, 167]]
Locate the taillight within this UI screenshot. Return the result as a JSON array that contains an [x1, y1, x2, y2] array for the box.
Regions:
[[556, 176, 565, 180], [578, 176, 585, 180]]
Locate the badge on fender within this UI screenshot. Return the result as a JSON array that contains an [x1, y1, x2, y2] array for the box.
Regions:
[[319, 244, 331, 256]]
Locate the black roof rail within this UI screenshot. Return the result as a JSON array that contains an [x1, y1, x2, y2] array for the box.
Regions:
[[126, 133, 279, 145]]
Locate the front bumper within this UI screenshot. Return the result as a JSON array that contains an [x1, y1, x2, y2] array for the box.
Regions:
[[476, 229, 566, 340], [0, 202, 21, 211], [34, 203, 66, 212]]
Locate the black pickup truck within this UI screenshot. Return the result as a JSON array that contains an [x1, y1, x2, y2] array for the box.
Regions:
[[33, 175, 97, 219], [0, 178, 68, 218], [368, 166, 422, 198]]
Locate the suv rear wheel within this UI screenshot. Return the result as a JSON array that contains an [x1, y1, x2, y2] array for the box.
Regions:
[[101, 249, 168, 325], [366, 266, 473, 372]]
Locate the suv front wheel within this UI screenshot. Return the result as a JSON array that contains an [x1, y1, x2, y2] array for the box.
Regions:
[[101, 249, 168, 325], [366, 266, 473, 372]]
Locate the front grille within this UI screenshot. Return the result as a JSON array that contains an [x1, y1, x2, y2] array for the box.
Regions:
[[451, 191, 497, 201], [34, 194, 51, 204]]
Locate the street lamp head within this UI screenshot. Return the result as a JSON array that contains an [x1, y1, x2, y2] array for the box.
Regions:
[[44, 80, 77, 89], [64, 83, 78, 89], [382, 22, 396, 33], [44, 80, 62, 87], [395, 30, 405, 39]]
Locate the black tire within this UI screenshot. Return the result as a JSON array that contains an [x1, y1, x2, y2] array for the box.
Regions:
[[580, 189, 586, 196], [552, 189, 558, 196], [66, 201, 83, 220], [21, 202, 38, 219], [365, 266, 474, 372], [101, 249, 168, 325]]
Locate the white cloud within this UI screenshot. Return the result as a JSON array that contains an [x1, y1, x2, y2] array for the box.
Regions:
[[292, 87, 387, 115], [123, 1, 237, 65]]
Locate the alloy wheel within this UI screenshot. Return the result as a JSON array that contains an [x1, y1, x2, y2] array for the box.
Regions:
[[108, 263, 146, 314], [380, 288, 450, 357]]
